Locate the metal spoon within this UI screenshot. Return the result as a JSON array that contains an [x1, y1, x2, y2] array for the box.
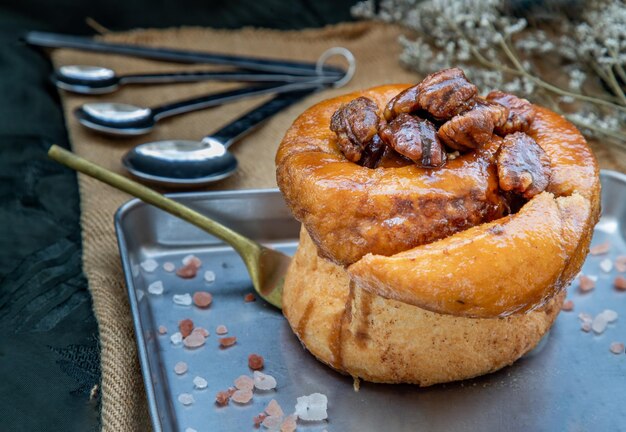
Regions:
[[55, 65, 339, 95], [122, 89, 313, 187], [75, 80, 326, 136], [48, 144, 287, 308], [26, 31, 345, 77]]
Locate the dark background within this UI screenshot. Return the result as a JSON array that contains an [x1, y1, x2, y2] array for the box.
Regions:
[[0, 1, 358, 430]]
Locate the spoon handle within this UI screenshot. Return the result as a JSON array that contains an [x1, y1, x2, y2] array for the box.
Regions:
[[25, 31, 344, 77], [121, 71, 336, 85], [47, 145, 260, 257], [209, 89, 317, 147], [151, 81, 324, 121]]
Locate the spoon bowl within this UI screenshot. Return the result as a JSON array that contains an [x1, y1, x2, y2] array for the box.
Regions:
[[75, 81, 325, 136], [122, 138, 238, 187], [75, 102, 156, 135], [55, 65, 121, 94], [119, 89, 316, 187], [55, 64, 344, 95]]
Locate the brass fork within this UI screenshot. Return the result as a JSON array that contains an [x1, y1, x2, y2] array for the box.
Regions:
[[48, 144, 288, 309]]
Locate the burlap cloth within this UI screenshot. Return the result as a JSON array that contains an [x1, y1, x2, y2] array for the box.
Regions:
[[50, 22, 625, 431]]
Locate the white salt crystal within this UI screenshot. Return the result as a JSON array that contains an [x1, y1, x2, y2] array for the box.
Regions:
[[204, 270, 216, 283], [140, 259, 159, 273], [163, 262, 175, 272], [592, 314, 608, 334], [588, 275, 598, 282], [295, 393, 328, 421], [253, 371, 277, 390], [136, 289, 145, 302], [178, 393, 195, 406], [170, 332, 183, 345], [578, 312, 592, 324], [193, 376, 208, 390], [148, 280, 164, 295], [131, 264, 140, 277], [600, 309, 618, 323], [600, 258, 613, 273], [173, 293, 192, 306], [185, 428, 197, 432]]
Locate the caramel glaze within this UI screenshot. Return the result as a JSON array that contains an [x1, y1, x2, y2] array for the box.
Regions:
[[347, 105, 600, 318], [295, 300, 315, 339], [277, 85, 507, 266], [277, 85, 601, 319]]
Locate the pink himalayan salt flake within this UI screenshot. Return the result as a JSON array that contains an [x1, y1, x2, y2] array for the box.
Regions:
[[174, 361, 188, 375], [244, 293, 256, 302], [561, 300, 574, 311], [261, 415, 282, 430], [215, 390, 231, 406], [280, 415, 297, 432], [610, 342, 625, 354], [179, 319, 194, 338], [216, 325, 228, 335], [192, 327, 209, 338], [219, 336, 237, 348], [183, 332, 206, 349], [265, 399, 284, 418], [176, 263, 198, 279], [182, 254, 202, 268], [235, 375, 255, 391], [231, 389, 254, 404], [193, 291, 213, 308], [590, 241, 610, 255], [163, 261, 176, 272], [614, 276, 626, 291], [248, 354, 264, 370], [581, 322, 592, 332], [578, 312, 592, 323], [253, 413, 267, 428], [158, 325, 167, 335], [254, 371, 277, 390], [616, 256, 626, 273], [579, 275, 596, 293]]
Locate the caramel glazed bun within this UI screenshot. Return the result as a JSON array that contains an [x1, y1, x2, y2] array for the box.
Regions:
[[276, 68, 600, 385]]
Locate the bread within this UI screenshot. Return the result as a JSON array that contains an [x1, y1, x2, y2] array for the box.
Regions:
[[283, 228, 565, 385], [276, 70, 600, 384]]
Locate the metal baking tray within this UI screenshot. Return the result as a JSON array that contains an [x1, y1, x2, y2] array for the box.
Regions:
[[115, 171, 626, 432]]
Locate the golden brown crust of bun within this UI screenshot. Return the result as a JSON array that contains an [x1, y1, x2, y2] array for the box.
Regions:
[[348, 192, 591, 318], [276, 85, 507, 267], [277, 85, 600, 318], [283, 229, 565, 386]]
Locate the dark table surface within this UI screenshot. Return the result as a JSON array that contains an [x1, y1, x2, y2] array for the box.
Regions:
[[0, 1, 358, 430]]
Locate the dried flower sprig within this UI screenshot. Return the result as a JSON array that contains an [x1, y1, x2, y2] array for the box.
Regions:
[[352, 0, 626, 150]]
